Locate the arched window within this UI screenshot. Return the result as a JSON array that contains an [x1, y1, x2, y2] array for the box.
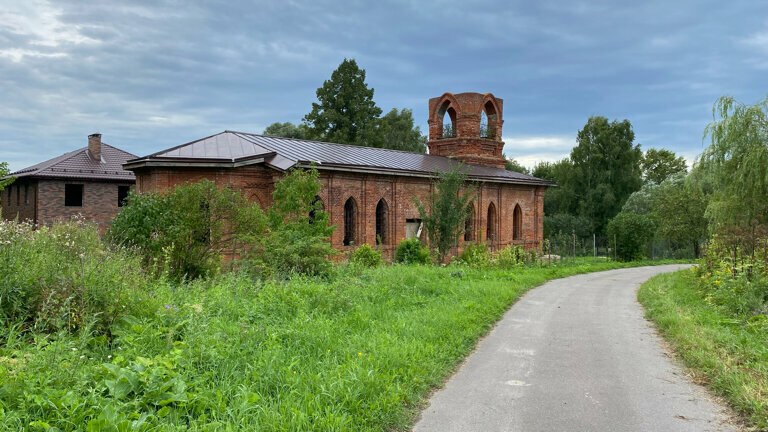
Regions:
[[464, 203, 475, 242], [438, 100, 457, 138], [343, 197, 358, 246], [375, 198, 389, 245], [483, 100, 498, 139], [486, 202, 497, 242], [513, 204, 522, 240], [309, 196, 324, 225]]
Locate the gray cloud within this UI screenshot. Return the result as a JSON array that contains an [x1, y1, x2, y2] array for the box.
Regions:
[[1, 0, 766, 171]]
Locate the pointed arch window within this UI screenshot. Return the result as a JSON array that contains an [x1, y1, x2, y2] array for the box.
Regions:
[[343, 197, 358, 246], [375, 198, 390, 245], [482, 100, 498, 139], [486, 202, 497, 242], [438, 100, 457, 138], [309, 196, 324, 225], [464, 203, 476, 242], [513, 204, 522, 240]]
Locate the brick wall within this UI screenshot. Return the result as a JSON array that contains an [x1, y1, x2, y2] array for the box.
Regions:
[[1, 179, 37, 223], [36, 179, 134, 231], [134, 166, 546, 258]]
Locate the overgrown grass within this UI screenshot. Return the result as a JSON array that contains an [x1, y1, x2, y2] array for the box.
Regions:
[[1, 258, 685, 431], [639, 269, 768, 429]]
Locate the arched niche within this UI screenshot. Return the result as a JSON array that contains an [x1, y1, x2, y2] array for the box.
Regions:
[[343, 197, 358, 246]]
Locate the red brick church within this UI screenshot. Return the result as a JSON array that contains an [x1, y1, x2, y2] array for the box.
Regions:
[[124, 92, 553, 255]]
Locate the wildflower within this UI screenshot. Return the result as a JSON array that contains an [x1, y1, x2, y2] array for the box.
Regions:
[[358, 352, 362, 356], [107, 355, 112, 359], [71, 348, 77, 351], [714, 280, 721, 285], [80, 355, 85, 359]]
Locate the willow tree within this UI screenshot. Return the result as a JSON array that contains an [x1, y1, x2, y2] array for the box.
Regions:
[[700, 95, 768, 231]]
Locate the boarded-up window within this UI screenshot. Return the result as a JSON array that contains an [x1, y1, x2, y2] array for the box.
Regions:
[[65, 184, 83, 207], [405, 218, 422, 239]]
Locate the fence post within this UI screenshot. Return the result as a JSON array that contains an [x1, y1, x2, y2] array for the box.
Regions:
[[593, 233, 596, 264], [614, 234, 617, 261], [572, 231, 576, 263]]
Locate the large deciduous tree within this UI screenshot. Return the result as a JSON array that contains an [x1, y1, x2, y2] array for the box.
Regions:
[[504, 158, 530, 175], [303, 58, 383, 147], [263, 122, 309, 140], [571, 116, 643, 235], [379, 108, 427, 153], [700, 95, 768, 232], [642, 148, 687, 184]]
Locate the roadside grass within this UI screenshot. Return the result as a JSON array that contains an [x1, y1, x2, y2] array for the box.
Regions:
[[1, 258, 686, 431], [638, 269, 768, 430]]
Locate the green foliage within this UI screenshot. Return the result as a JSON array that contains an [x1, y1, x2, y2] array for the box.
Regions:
[[532, 159, 577, 218], [263, 121, 310, 139], [642, 148, 687, 184], [571, 116, 643, 235], [394, 238, 431, 264], [252, 166, 336, 277], [415, 165, 475, 262], [459, 243, 491, 267], [700, 94, 768, 232], [303, 58, 383, 147], [653, 175, 708, 257], [621, 181, 661, 216], [640, 270, 768, 429], [0, 161, 12, 216], [379, 108, 427, 153], [0, 219, 153, 334], [543, 213, 593, 238], [107, 180, 265, 280], [349, 244, 384, 268], [504, 158, 530, 175], [606, 212, 656, 261], [496, 244, 537, 268]]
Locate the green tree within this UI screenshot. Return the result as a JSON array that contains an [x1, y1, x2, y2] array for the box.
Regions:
[[504, 158, 530, 175], [571, 116, 643, 234], [379, 108, 427, 153], [532, 159, 576, 217], [0, 162, 13, 216], [653, 175, 708, 257], [303, 58, 383, 147], [252, 166, 336, 277], [700, 94, 768, 232], [621, 182, 661, 216], [415, 165, 475, 262], [607, 212, 656, 261], [642, 148, 687, 184], [263, 122, 310, 139]]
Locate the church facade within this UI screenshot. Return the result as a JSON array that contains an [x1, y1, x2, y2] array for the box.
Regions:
[[124, 92, 553, 256]]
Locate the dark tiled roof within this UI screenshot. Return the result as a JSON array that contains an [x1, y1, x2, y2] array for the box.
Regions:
[[9, 143, 137, 181], [125, 131, 553, 186]]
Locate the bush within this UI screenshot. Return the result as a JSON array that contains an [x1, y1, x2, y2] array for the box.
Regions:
[[606, 212, 656, 261], [107, 180, 264, 280], [349, 244, 383, 268], [394, 238, 431, 264], [460, 243, 491, 267], [496, 244, 528, 268], [0, 219, 154, 334], [249, 167, 336, 278]]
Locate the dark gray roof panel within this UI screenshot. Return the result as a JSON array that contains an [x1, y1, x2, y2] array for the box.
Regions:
[[9, 143, 136, 181], [127, 131, 553, 186]]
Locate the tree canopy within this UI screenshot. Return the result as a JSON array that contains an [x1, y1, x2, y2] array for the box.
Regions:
[[642, 148, 687, 184], [263, 122, 309, 140], [379, 108, 427, 153], [570, 116, 643, 234], [504, 158, 530, 175]]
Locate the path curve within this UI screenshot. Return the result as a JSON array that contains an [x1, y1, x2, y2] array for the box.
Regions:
[[413, 265, 740, 432]]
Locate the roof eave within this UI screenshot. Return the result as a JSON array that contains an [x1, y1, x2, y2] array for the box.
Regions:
[[123, 153, 275, 171]]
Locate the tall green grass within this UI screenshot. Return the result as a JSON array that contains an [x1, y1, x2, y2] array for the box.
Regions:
[[639, 269, 768, 429], [1, 258, 682, 431]]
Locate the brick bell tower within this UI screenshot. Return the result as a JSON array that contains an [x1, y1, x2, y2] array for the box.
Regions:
[[427, 92, 506, 169]]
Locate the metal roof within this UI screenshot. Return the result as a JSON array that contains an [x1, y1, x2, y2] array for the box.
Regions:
[[9, 143, 137, 181], [125, 131, 554, 186]]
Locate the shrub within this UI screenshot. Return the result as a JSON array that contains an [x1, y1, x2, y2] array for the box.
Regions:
[[249, 167, 336, 277], [349, 244, 383, 268], [460, 243, 491, 267], [0, 219, 154, 334], [496, 244, 527, 268], [107, 180, 264, 280], [606, 212, 656, 261], [394, 238, 431, 264]]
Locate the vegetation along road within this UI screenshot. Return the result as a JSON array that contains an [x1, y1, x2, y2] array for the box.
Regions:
[[414, 265, 741, 432]]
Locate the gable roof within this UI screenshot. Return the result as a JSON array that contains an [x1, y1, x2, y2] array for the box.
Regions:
[[124, 131, 554, 186], [9, 143, 137, 181]]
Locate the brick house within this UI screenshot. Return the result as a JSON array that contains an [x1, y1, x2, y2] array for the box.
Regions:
[[124, 92, 554, 255], [1, 134, 137, 229]]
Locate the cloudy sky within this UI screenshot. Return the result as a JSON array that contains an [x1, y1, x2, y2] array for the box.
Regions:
[[1, 0, 766, 172]]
